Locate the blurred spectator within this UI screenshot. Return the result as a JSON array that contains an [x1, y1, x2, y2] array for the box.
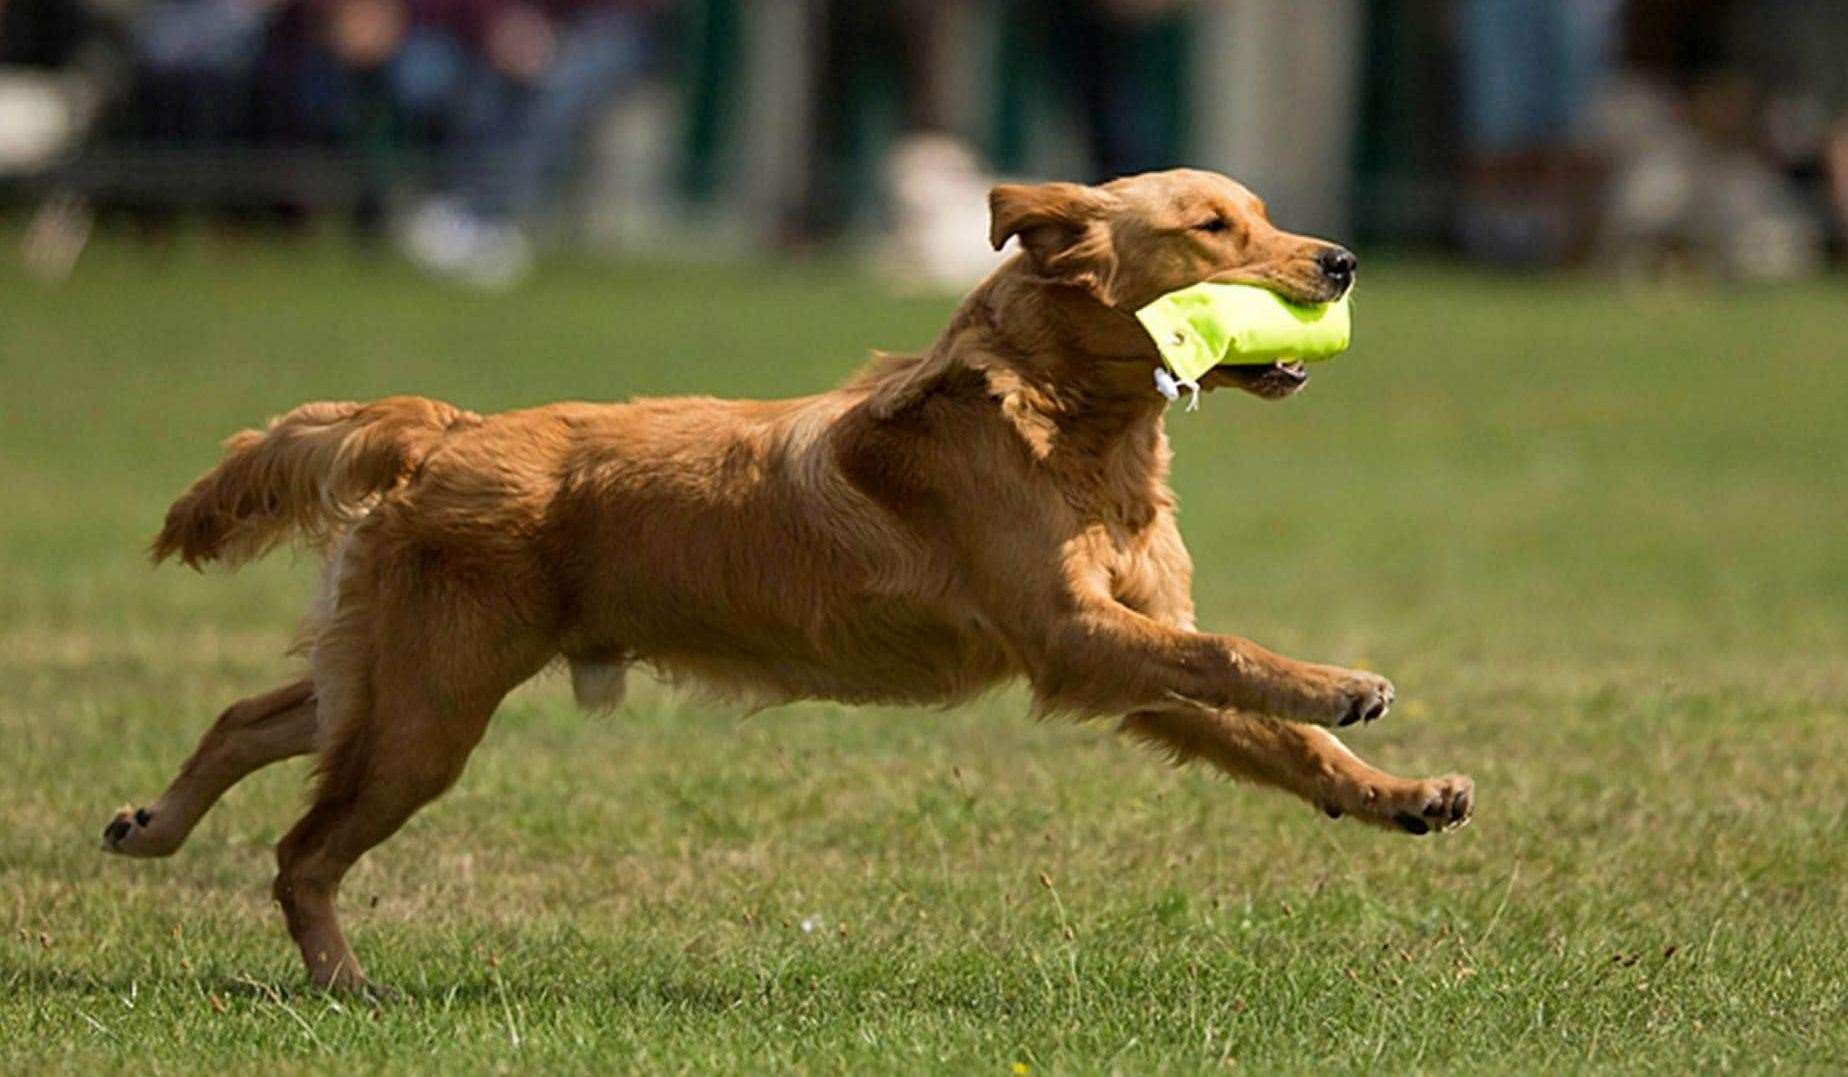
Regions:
[[1595, 0, 1828, 279], [398, 0, 665, 286], [1455, 0, 1619, 265], [250, 0, 664, 283], [1, 0, 116, 175], [3, 0, 118, 276], [118, 0, 270, 175], [880, 131, 1009, 293], [1728, 0, 1848, 254], [779, 0, 1021, 292], [1, 0, 109, 69], [787, 0, 1190, 289], [1011, 0, 1189, 182], [9, 0, 1847, 282], [783, 0, 955, 245], [1831, 116, 1848, 247], [259, 0, 491, 235]]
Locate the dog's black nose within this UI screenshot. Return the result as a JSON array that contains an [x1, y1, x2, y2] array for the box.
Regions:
[[1317, 246, 1357, 284]]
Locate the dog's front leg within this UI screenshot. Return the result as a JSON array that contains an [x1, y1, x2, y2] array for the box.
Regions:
[[1027, 601, 1394, 729], [1120, 706, 1474, 834]]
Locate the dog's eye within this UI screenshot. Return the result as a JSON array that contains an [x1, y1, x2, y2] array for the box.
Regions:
[[1194, 217, 1230, 234]]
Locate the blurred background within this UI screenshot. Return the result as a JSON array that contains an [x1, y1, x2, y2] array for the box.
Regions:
[[3, 0, 1846, 287]]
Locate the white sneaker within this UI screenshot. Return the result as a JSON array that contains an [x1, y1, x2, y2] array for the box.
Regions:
[[881, 134, 1012, 293], [399, 199, 531, 290]]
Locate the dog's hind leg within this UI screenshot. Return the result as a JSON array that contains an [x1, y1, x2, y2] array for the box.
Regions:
[[272, 662, 542, 990], [271, 556, 555, 990], [101, 679, 319, 858], [1120, 706, 1475, 835]]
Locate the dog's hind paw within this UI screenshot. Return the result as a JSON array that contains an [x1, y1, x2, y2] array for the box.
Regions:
[[99, 805, 181, 858]]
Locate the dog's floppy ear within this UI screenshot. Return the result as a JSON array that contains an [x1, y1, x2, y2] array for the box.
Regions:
[[988, 182, 1121, 305]]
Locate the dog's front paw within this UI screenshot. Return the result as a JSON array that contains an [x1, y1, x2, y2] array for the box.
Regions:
[[1325, 668, 1394, 728], [1389, 774, 1474, 834], [1322, 774, 1475, 835]]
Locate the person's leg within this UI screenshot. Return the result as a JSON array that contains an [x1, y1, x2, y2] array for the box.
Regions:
[[891, 0, 948, 134], [1037, 0, 1181, 181], [448, 63, 527, 221], [391, 38, 540, 284], [507, 8, 651, 222], [789, 0, 860, 242], [1460, 0, 1546, 156], [387, 28, 472, 181]]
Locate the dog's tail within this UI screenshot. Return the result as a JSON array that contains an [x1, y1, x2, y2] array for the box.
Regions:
[[151, 396, 481, 569]]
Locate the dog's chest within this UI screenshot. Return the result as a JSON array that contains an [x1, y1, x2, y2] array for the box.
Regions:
[[633, 594, 1016, 708], [816, 596, 1016, 701], [1098, 520, 1188, 618]]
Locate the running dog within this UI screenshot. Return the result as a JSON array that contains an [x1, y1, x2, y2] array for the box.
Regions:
[[103, 169, 1473, 990]]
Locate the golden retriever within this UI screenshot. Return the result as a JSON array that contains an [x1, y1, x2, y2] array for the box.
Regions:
[[101, 169, 1472, 990]]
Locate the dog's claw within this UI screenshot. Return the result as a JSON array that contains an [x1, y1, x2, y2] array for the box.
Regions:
[[101, 816, 133, 849], [1448, 788, 1473, 826], [1389, 776, 1475, 836], [1333, 674, 1394, 729], [100, 805, 176, 857]]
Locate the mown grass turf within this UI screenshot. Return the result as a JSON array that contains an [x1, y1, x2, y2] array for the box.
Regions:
[[2, 238, 1844, 1072]]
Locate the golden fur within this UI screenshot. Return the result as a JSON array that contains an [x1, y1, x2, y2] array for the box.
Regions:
[[103, 170, 1472, 990]]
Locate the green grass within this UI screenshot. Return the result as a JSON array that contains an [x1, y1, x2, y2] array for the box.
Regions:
[[2, 237, 1844, 1072]]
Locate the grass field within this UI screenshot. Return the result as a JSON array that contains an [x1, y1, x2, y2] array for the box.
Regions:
[[2, 238, 1845, 1072]]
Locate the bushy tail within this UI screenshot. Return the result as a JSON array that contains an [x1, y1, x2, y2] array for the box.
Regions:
[[151, 395, 481, 568]]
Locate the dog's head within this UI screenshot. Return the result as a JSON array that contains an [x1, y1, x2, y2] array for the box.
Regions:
[[988, 169, 1356, 400]]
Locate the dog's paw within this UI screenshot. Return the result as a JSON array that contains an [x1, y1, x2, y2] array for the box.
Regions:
[[1332, 670, 1394, 728], [99, 805, 181, 858], [1322, 774, 1474, 835], [1388, 775, 1474, 835]]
